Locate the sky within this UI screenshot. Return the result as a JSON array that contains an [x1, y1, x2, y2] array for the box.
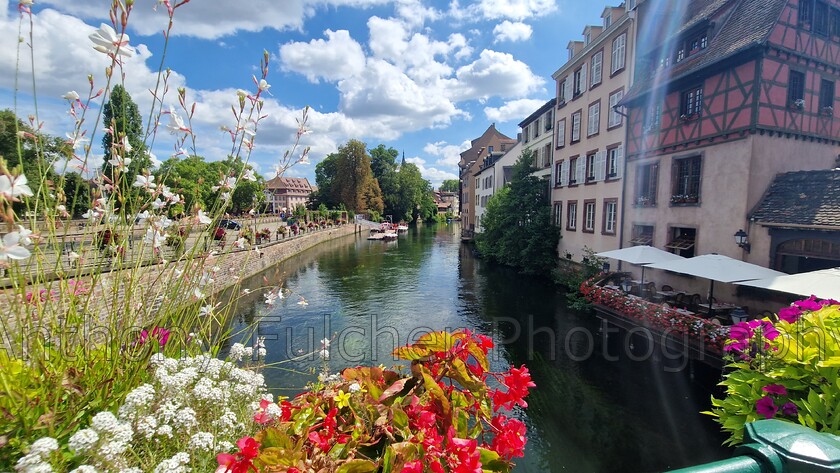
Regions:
[[1, 0, 609, 188]]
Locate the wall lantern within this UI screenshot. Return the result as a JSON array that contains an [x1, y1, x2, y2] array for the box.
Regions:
[[734, 229, 751, 253]]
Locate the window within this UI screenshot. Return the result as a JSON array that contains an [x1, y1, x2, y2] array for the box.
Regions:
[[476, 177, 480, 190], [630, 224, 654, 246], [815, 1, 829, 36], [789, 70, 805, 105], [571, 111, 581, 142], [681, 86, 703, 117], [583, 200, 596, 233], [644, 103, 661, 131], [611, 33, 626, 73], [558, 78, 567, 104], [556, 119, 566, 148], [573, 65, 587, 96], [555, 162, 563, 186], [584, 30, 591, 46], [591, 50, 603, 86], [602, 199, 617, 235], [585, 153, 596, 182], [545, 110, 553, 131], [523, 124, 530, 143], [604, 14, 612, 29], [671, 156, 702, 204], [832, 8, 840, 37], [635, 162, 659, 206], [552, 202, 562, 226], [533, 118, 540, 138], [666, 227, 696, 258], [566, 201, 578, 231], [800, 0, 813, 25], [543, 144, 552, 168], [587, 102, 600, 136], [676, 32, 708, 62], [608, 90, 624, 128], [606, 146, 623, 178], [820, 78, 835, 109], [569, 157, 579, 184]]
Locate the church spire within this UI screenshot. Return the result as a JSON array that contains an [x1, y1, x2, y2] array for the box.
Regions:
[[401, 150, 406, 167]]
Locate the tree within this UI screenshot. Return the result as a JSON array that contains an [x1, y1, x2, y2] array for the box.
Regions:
[[475, 150, 560, 276], [333, 140, 382, 213], [393, 162, 433, 222], [312, 153, 340, 208], [369, 144, 399, 218], [0, 110, 62, 211], [223, 156, 264, 214], [101, 85, 151, 214], [61, 172, 91, 218], [440, 179, 459, 193]]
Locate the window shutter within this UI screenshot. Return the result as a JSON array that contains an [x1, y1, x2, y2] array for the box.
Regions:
[[564, 78, 573, 102], [560, 160, 569, 186], [576, 159, 585, 183], [580, 63, 587, 92], [556, 120, 565, 147], [594, 151, 607, 181], [615, 145, 624, 179]]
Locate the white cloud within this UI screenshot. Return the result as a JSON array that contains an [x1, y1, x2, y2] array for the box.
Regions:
[[484, 98, 547, 123], [448, 0, 558, 22], [493, 21, 532, 43], [394, 0, 440, 27], [279, 29, 367, 83], [406, 156, 458, 187], [423, 140, 471, 167], [451, 49, 545, 101], [38, 0, 308, 39]]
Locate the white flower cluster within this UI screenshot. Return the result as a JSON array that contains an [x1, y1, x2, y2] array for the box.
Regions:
[[15, 437, 58, 473], [21, 353, 267, 472]]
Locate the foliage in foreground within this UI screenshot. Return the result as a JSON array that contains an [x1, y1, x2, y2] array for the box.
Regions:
[[236, 330, 533, 473], [707, 298, 840, 445], [552, 247, 605, 311], [476, 150, 560, 276]]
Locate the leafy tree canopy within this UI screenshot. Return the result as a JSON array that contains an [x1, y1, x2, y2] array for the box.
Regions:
[[475, 150, 560, 276], [440, 179, 459, 193]]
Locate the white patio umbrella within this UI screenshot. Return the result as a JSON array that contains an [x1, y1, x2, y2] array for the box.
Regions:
[[645, 254, 785, 304], [735, 267, 840, 300], [595, 245, 685, 285]]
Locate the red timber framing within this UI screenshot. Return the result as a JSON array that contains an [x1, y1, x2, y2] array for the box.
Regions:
[[625, 0, 840, 162], [759, 0, 840, 140]]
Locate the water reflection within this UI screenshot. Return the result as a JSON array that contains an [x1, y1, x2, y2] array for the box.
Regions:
[[227, 223, 730, 472]]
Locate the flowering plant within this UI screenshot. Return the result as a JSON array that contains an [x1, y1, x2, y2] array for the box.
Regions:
[[239, 330, 533, 473], [706, 297, 840, 445], [581, 277, 729, 353]]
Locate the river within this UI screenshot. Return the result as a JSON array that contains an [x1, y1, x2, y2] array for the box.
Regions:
[[227, 223, 731, 472]]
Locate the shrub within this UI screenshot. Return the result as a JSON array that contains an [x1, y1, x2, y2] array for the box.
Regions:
[[706, 297, 840, 445]]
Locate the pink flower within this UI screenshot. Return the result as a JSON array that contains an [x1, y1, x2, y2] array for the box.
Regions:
[[794, 296, 823, 312], [778, 306, 802, 323], [755, 396, 778, 419], [401, 461, 423, 473], [138, 326, 171, 347], [762, 384, 787, 396], [781, 401, 798, 417]]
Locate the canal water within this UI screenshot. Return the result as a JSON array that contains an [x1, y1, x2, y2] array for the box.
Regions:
[[227, 223, 731, 472]]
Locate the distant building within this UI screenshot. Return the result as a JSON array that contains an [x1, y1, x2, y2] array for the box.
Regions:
[[435, 191, 459, 216], [458, 124, 518, 237], [263, 176, 313, 213]]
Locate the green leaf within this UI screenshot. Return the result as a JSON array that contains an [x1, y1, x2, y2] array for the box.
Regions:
[[336, 459, 378, 473]]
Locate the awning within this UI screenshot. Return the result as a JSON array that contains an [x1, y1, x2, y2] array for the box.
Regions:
[[665, 235, 695, 251], [735, 267, 840, 300]]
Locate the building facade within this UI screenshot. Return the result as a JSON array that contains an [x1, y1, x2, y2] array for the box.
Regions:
[[520, 98, 557, 181], [551, 4, 638, 261], [473, 140, 524, 233], [458, 124, 517, 237], [620, 0, 840, 298], [263, 176, 313, 213]]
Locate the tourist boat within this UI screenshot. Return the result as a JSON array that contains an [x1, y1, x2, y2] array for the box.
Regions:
[[367, 229, 386, 240], [397, 223, 409, 232]]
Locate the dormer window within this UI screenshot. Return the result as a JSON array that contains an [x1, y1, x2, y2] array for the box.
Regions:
[[585, 31, 591, 45], [568, 46, 575, 60], [604, 15, 612, 29], [675, 31, 708, 63]]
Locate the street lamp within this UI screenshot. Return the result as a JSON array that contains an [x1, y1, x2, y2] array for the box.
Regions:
[[734, 229, 751, 253]]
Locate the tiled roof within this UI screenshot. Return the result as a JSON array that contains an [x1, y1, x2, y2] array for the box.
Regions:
[[623, 0, 786, 104], [265, 176, 312, 191], [750, 170, 840, 227]]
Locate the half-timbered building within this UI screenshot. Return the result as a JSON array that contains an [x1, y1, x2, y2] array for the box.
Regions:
[[620, 0, 840, 284]]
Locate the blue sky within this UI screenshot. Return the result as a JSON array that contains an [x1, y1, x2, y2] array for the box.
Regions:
[[1, 0, 608, 187]]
